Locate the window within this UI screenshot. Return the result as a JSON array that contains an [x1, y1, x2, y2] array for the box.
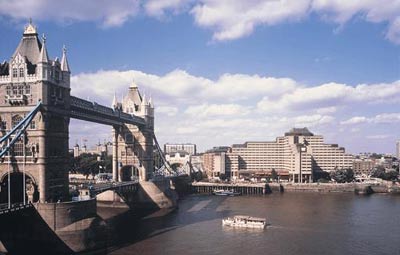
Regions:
[[18, 85, 23, 95], [12, 139, 24, 156], [19, 68, 24, 77], [1, 121, 6, 130], [25, 85, 30, 95], [30, 121, 36, 130], [55, 71, 59, 80], [12, 86, 17, 95], [6, 86, 10, 95], [12, 68, 17, 78], [125, 134, 133, 143], [12, 115, 23, 128]]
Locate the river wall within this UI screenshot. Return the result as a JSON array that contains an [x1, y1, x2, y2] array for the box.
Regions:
[[191, 181, 400, 195]]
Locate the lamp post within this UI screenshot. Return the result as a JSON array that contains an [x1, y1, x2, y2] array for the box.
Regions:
[[297, 143, 307, 183]]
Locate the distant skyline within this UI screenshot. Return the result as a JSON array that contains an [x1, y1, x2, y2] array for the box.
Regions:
[[0, 0, 399, 154]]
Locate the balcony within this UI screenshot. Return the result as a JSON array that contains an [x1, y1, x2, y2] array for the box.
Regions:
[[6, 94, 27, 105]]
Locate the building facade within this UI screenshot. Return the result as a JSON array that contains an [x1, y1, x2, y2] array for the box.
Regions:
[[0, 21, 71, 203], [164, 143, 197, 155], [205, 128, 354, 182], [397, 140, 400, 159]]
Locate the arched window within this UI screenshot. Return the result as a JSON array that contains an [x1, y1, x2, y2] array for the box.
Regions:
[[12, 115, 23, 128]]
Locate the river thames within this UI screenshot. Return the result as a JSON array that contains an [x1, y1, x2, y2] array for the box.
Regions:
[[106, 193, 400, 255]]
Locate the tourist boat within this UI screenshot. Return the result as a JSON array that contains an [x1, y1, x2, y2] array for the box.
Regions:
[[222, 215, 267, 229], [212, 189, 241, 196]]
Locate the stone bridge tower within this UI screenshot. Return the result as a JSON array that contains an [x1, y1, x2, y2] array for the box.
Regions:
[[0, 22, 71, 203], [112, 82, 154, 182]]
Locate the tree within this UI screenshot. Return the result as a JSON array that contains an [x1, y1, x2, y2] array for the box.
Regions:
[[384, 170, 398, 181], [371, 166, 385, 179], [270, 169, 278, 181], [330, 168, 354, 183]]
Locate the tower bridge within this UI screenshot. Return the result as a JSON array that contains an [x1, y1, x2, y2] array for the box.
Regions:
[[0, 21, 175, 207]]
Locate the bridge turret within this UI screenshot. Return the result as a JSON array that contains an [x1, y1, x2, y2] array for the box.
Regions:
[[60, 45, 70, 86], [37, 34, 50, 81]]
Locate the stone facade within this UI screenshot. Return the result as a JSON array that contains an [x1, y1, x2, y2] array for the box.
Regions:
[[112, 83, 154, 182], [0, 22, 71, 203]]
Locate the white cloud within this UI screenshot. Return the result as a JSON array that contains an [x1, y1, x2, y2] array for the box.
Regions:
[[340, 116, 369, 125], [294, 114, 335, 127], [70, 68, 400, 153], [366, 134, 391, 139], [185, 103, 251, 118], [192, 0, 400, 43], [0, 0, 140, 27], [191, 0, 310, 41], [2, 0, 400, 43], [157, 106, 179, 116]]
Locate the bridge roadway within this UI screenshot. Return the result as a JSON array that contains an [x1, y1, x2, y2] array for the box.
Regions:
[[0, 202, 33, 215], [85, 180, 139, 197], [44, 96, 147, 127]]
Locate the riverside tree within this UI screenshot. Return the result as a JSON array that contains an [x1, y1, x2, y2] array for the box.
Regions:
[[330, 168, 354, 183]]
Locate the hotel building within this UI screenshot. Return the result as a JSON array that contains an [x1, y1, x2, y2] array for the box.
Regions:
[[204, 128, 353, 182]]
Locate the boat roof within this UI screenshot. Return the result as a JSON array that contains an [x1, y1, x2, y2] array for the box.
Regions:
[[233, 215, 266, 221]]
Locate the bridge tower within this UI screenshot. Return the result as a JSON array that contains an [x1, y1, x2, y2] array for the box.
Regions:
[[112, 82, 154, 182], [0, 21, 71, 203]]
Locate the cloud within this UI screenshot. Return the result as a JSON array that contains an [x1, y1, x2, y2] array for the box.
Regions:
[[144, 0, 193, 17], [340, 116, 369, 125], [157, 106, 179, 116], [0, 0, 140, 27], [366, 134, 391, 139], [192, 0, 400, 43], [185, 103, 251, 118], [191, 0, 310, 41], [1, 0, 400, 43], [70, 68, 400, 153], [257, 81, 400, 113]]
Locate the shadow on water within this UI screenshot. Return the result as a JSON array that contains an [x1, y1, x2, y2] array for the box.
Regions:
[[81, 194, 230, 255]]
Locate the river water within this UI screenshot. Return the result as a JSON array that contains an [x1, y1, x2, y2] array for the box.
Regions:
[[107, 193, 400, 255]]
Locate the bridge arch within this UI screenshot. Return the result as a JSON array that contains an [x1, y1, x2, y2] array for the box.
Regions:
[[119, 165, 140, 182], [170, 163, 183, 171], [0, 172, 39, 204]]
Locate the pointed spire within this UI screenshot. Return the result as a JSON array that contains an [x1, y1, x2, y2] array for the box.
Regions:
[[112, 92, 118, 108], [24, 18, 37, 35], [130, 79, 138, 89], [61, 45, 70, 72], [148, 96, 153, 107], [38, 33, 49, 63], [142, 93, 148, 106]]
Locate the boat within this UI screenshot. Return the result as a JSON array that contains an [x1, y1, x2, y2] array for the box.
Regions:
[[212, 189, 241, 196], [222, 215, 267, 229]]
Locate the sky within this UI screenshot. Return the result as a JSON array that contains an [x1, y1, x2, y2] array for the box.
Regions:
[[0, 0, 399, 154]]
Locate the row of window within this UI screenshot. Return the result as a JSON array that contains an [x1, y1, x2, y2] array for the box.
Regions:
[[12, 68, 24, 78], [6, 84, 30, 96]]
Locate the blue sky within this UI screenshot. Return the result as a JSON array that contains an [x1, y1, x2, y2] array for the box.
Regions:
[[0, 0, 399, 154]]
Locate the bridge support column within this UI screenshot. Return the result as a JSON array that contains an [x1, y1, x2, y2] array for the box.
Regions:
[[112, 127, 119, 182], [38, 123, 47, 203]]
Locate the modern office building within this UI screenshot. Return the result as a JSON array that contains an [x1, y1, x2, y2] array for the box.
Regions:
[[205, 128, 354, 182], [396, 140, 400, 159]]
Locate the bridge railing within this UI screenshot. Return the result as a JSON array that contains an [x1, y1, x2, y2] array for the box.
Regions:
[[0, 202, 33, 214], [70, 96, 146, 126]]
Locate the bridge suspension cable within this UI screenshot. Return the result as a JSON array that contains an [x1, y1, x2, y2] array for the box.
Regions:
[[0, 102, 42, 158], [152, 134, 176, 176]]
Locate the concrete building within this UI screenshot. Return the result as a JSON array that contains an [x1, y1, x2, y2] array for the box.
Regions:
[[396, 140, 400, 159], [205, 128, 353, 182], [353, 159, 375, 176], [73, 141, 112, 157], [164, 143, 196, 155]]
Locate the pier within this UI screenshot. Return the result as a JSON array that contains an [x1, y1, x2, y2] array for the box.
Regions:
[[191, 182, 269, 195]]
